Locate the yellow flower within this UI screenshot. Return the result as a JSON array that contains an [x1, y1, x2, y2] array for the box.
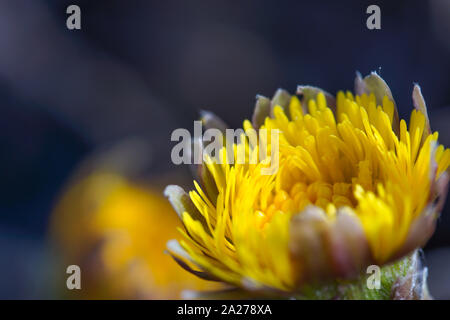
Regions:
[[51, 166, 221, 299], [166, 72, 450, 295]]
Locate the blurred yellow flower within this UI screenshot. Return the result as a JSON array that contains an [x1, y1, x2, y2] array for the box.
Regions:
[[51, 170, 221, 299], [166, 73, 450, 297]]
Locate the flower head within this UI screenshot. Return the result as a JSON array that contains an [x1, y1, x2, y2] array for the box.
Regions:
[[51, 149, 220, 299], [166, 72, 449, 296]]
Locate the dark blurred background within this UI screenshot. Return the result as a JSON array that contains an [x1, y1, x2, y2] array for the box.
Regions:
[[1, 0, 450, 298]]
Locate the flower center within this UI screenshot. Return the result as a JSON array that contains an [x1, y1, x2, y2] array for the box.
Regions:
[[254, 181, 356, 229]]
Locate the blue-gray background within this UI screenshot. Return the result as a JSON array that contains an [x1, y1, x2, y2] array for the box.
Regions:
[[1, 0, 450, 298]]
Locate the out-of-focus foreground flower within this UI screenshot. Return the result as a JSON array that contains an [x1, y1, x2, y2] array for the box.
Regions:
[[50, 149, 220, 299], [166, 72, 450, 299]]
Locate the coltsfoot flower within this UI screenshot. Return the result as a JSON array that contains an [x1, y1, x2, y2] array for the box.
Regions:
[[166, 72, 449, 299], [51, 144, 221, 299]]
